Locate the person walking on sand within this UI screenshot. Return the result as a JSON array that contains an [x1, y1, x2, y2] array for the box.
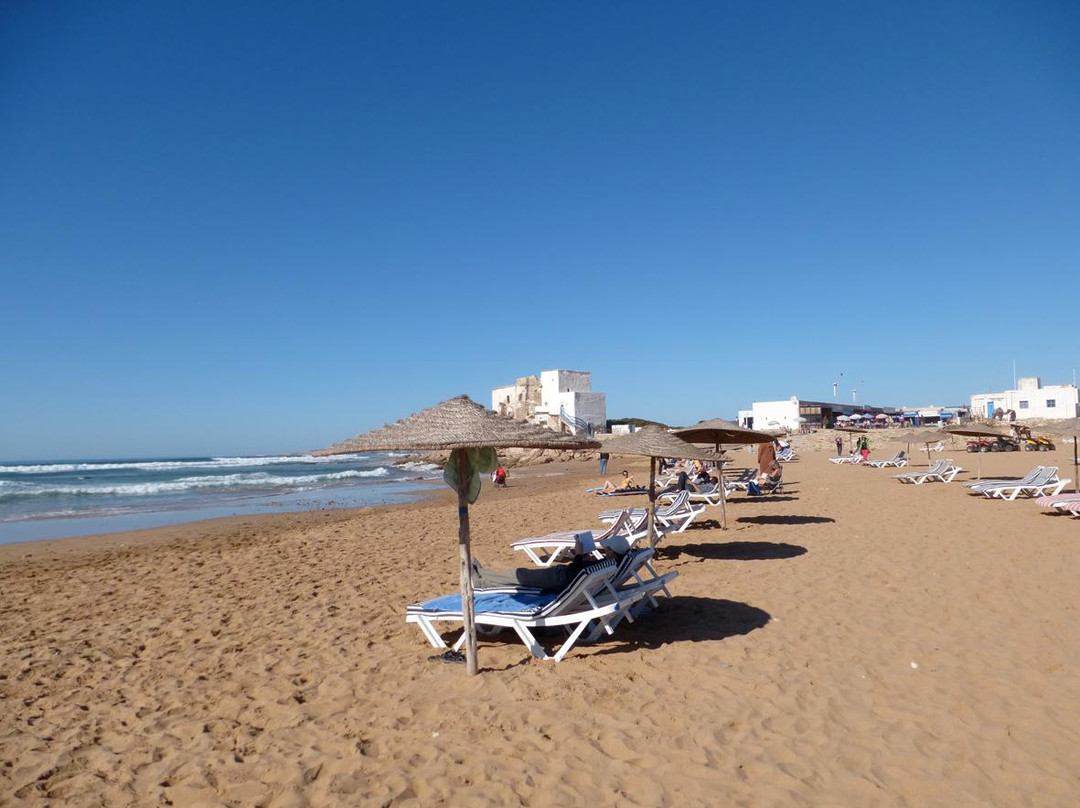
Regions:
[[835, 434, 843, 456], [598, 451, 609, 475], [857, 435, 871, 464]]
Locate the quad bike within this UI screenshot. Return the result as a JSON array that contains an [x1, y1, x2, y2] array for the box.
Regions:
[[967, 437, 1019, 452], [1023, 436, 1055, 451]]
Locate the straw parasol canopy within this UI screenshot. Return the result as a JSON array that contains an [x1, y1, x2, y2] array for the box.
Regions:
[[601, 426, 725, 545], [672, 419, 776, 529], [1042, 417, 1080, 494], [316, 395, 600, 676], [893, 428, 947, 463], [673, 418, 776, 447], [834, 425, 868, 452], [943, 423, 1011, 480]]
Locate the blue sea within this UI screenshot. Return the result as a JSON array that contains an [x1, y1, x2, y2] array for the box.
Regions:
[[0, 453, 442, 545]]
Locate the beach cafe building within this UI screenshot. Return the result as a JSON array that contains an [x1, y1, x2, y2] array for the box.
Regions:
[[738, 398, 901, 431], [899, 406, 969, 426]]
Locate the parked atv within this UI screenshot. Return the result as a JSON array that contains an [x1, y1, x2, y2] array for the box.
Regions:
[[1023, 436, 1055, 451], [968, 437, 1019, 452]]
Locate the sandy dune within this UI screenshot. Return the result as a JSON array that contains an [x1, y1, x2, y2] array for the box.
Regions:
[[2, 445, 1079, 807]]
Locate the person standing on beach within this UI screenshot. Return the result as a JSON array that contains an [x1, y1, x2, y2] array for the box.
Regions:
[[757, 440, 778, 478], [598, 452, 609, 475], [835, 434, 843, 456], [857, 435, 871, 463]]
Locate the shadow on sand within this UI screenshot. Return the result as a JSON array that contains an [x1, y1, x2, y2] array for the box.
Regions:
[[657, 541, 807, 562], [735, 514, 835, 526], [726, 492, 799, 502], [589, 596, 771, 656]]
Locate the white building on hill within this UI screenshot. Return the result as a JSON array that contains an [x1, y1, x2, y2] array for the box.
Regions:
[[492, 369, 607, 436], [970, 378, 1080, 421]]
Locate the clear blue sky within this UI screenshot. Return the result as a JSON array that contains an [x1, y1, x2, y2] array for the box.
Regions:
[[2, 1, 1078, 460]]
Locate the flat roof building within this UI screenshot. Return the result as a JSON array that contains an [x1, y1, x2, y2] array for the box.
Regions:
[[971, 377, 1080, 422], [492, 369, 607, 436]]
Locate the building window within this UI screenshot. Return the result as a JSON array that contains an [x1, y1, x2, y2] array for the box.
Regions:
[[1047, 399, 1056, 408], [1019, 400, 1029, 409]]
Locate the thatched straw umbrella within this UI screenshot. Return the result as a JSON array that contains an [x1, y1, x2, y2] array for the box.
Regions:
[[671, 419, 776, 529], [943, 423, 1011, 480], [315, 395, 599, 676], [1042, 417, 1080, 494], [600, 426, 725, 545], [892, 429, 948, 464]]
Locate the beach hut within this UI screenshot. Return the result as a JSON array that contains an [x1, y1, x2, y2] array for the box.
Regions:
[[600, 426, 725, 544], [315, 395, 599, 676]]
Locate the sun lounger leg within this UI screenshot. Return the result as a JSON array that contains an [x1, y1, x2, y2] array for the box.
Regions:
[[510, 624, 550, 660], [411, 616, 449, 649]]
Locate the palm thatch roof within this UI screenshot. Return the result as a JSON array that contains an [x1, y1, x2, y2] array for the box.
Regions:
[[315, 395, 601, 455]]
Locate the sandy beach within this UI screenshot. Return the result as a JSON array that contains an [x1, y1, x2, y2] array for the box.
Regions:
[[2, 443, 1080, 807]]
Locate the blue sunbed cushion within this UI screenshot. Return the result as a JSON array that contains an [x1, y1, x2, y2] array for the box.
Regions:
[[420, 589, 558, 616]]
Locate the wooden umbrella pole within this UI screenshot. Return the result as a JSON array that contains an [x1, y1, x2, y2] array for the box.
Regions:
[[716, 441, 728, 529], [647, 456, 657, 547], [455, 450, 478, 676], [1067, 432, 1075, 494]]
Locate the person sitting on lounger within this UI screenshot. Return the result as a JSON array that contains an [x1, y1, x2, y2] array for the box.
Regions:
[[600, 470, 638, 494], [747, 460, 782, 496], [658, 470, 699, 496], [472, 539, 625, 592]]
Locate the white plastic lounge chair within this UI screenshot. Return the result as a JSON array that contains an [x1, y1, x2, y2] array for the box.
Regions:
[[722, 468, 757, 492], [1034, 492, 1080, 510], [777, 447, 796, 462], [514, 510, 662, 566], [893, 459, 946, 483], [406, 553, 677, 662], [512, 511, 631, 567], [964, 466, 1046, 493], [865, 451, 907, 468], [600, 492, 704, 534], [829, 452, 861, 465], [978, 468, 1069, 501], [658, 482, 724, 507], [923, 461, 963, 483], [652, 490, 707, 532]]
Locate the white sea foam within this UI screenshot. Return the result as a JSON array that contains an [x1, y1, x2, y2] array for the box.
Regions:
[[0, 468, 390, 499], [399, 461, 441, 473], [0, 454, 373, 475]]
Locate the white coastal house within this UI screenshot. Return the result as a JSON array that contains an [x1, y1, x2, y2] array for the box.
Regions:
[[491, 369, 607, 436], [970, 378, 1080, 421]]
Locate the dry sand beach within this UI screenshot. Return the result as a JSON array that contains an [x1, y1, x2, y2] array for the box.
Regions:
[[2, 443, 1080, 807]]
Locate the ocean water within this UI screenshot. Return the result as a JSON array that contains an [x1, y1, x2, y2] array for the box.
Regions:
[[0, 453, 442, 545]]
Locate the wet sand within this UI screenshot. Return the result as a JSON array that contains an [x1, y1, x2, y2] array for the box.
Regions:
[[2, 445, 1079, 806]]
